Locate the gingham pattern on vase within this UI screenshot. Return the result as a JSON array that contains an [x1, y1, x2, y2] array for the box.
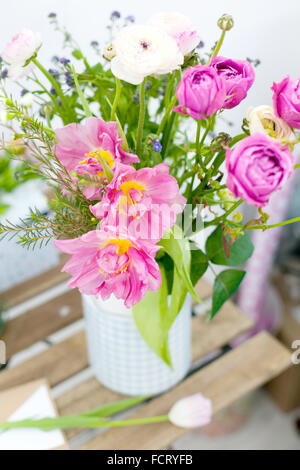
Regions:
[[82, 294, 192, 396]]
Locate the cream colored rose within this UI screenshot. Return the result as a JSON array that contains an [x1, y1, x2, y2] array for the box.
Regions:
[[247, 105, 294, 141]]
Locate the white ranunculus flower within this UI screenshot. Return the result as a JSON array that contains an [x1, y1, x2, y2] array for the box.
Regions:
[[148, 11, 201, 56], [2, 28, 42, 80], [247, 105, 294, 141], [111, 24, 184, 85]]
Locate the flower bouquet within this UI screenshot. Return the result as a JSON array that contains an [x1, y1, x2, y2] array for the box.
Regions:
[[0, 10, 299, 397]]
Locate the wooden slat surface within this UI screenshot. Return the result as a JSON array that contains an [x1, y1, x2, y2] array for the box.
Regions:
[[0, 254, 69, 310], [2, 290, 82, 359], [0, 290, 252, 401], [80, 332, 291, 450], [0, 331, 88, 392]]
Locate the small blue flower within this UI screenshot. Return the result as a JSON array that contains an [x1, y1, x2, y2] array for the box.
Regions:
[[59, 57, 70, 65], [1, 69, 8, 79], [125, 15, 135, 23], [50, 87, 57, 95], [48, 12, 57, 18], [111, 11, 121, 20], [48, 68, 60, 79], [20, 89, 28, 97], [153, 141, 162, 153], [90, 40, 99, 47]]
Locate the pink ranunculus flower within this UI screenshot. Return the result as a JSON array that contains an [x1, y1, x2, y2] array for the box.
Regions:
[[226, 133, 294, 207], [54, 117, 139, 200], [173, 65, 227, 120], [2, 28, 42, 80], [209, 56, 255, 109], [54, 227, 161, 308], [148, 11, 201, 56], [272, 75, 300, 129], [168, 393, 212, 428], [90, 163, 186, 241]]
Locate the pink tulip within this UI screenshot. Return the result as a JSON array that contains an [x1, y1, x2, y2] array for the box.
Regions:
[[226, 133, 294, 207], [169, 393, 212, 428], [173, 65, 226, 120], [272, 75, 300, 129]]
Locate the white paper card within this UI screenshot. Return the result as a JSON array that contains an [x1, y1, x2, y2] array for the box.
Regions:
[[0, 385, 65, 450]]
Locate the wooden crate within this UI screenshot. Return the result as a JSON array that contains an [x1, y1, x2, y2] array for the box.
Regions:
[[0, 265, 292, 450]]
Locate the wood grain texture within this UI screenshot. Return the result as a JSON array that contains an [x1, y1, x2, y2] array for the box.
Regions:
[[80, 332, 291, 450], [0, 331, 87, 392], [54, 299, 252, 437], [192, 300, 253, 362], [2, 290, 82, 359], [0, 254, 69, 309]]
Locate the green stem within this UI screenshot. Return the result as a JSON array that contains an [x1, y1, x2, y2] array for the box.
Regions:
[[211, 31, 226, 60], [244, 216, 300, 230], [0, 415, 169, 431], [161, 111, 177, 159], [205, 199, 243, 227], [33, 59, 75, 123], [157, 94, 177, 136], [110, 78, 121, 121], [136, 78, 146, 157], [72, 65, 92, 117]]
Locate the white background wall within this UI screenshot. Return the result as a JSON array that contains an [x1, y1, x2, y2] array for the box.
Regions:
[[1, 0, 300, 131]]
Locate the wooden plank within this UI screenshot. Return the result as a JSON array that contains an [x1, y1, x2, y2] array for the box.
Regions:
[[0, 331, 87, 392], [2, 290, 82, 359], [56, 300, 252, 439], [56, 378, 125, 439], [0, 254, 69, 310], [192, 300, 252, 362], [194, 278, 213, 301], [80, 332, 291, 450]]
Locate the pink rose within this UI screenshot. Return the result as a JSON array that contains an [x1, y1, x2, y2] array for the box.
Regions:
[[2, 28, 42, 80], [272, 75, 300, 129], [226, 133, 294, 207], [173, 65, 227, 120], [209, 56, 255, 109]]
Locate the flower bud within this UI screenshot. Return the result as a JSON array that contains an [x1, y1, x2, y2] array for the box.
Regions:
[[217, 14, 234, 31], [218, 188, 236, 210], [168, 393, 212, 428], [41, 103, 54, 117], [102, 44, 116, 62]]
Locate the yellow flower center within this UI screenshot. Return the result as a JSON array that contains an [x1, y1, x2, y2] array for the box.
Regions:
[[118, 181, 146, 213], [79, 149, 115, 177], [99, 239, 134, 275]]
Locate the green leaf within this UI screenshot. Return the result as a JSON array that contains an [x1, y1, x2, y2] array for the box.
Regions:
[[160, 225, 204, 304], [190, 243, 208, 285], [166, 268, 187, 332], [72, 49, 83, 60], [210, 269, 245, 319], [132, 263, 172, 367], [79, 396, 148, 418], [206, 226, 254, 266]]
